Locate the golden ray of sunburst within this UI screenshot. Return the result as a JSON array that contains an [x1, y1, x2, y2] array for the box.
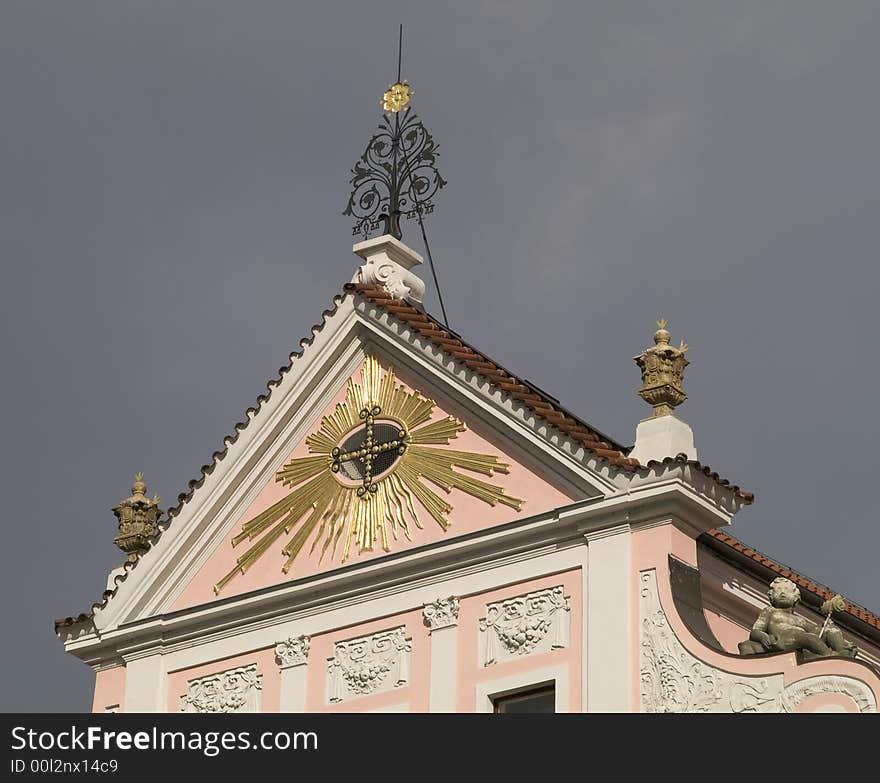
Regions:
[[214, 355, 523, 594]]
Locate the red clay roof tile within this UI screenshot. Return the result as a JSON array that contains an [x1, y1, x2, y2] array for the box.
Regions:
[[702, 528, 880, 633]]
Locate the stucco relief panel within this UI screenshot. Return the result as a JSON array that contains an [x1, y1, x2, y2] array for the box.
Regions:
[[479, 586, 571, 666], [639, 570, 876, 713], [327, 626, 412, 704], [179, 664, 263, 713]]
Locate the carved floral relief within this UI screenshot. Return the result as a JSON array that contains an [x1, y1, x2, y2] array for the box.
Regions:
[[327, 627, 412, 704], [275, 635, 310, 669], [179, 664, 263, 713], [639, 570, 876, 713], [479, 586, 571, 666], [423, 597, 459, 631]]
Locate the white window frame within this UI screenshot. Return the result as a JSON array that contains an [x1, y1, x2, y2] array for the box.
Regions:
[[474, 664, 569, 713]]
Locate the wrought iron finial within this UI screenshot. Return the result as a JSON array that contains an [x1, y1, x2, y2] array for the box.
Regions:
[[382, 25, 411, 113], [112, 473, 162, 562], [343, 27, 446, 240], [634, 319, 690, 418]]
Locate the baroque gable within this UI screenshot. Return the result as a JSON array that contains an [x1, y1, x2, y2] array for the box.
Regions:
[[170, 353, 574, 609], [82, 289, 621, 634]]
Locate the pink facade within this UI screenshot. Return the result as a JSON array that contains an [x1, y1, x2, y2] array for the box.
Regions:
[[633, 526, 880, 713], [92, 666, 125, 713], [92, 513, 880, 713], [454, 570, 582, 712], [56, 269, 880, 714], [172, 360, 575, 612]]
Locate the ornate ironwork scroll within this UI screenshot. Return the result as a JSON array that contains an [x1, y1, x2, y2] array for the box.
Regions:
[[343, 107, 446, 240]]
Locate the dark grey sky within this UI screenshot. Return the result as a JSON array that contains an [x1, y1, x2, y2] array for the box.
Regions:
[[2, 2, 878, 711]]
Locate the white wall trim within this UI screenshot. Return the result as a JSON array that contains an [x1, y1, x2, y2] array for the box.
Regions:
[[133, 547, 586, 677], [65, 478, 735, 667], [585, 523, 632, 712]]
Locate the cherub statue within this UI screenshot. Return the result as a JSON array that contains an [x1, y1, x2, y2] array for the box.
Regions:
[[738, 577, 858, 659]]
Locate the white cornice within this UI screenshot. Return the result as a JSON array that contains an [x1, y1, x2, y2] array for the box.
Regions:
[[89, 292, 625, 635], [72, 286, 747, 644], [65, 500, 584, 664], [63, 479, 732, 665]]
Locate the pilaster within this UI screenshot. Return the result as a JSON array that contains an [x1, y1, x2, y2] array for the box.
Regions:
[[423, 597, 459, 712], [585, 525, 632, 712], [275, 635, 310, 712], [122, 654, 165, 712]]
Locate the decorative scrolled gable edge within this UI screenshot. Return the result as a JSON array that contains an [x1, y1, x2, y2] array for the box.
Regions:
[[638, 563, 880, 713]]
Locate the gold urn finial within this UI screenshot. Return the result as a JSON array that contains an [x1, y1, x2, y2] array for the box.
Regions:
[[634, 319, 690, 418], [112, 473, 162, 562]]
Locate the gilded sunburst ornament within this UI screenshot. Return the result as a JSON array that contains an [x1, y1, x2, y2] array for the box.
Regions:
[[215, 356, 523, 593]]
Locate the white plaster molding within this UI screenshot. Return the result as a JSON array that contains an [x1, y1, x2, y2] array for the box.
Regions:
[[479, 586, 570, 666], [327, 627, 412, 704], [122, 654, 165, 712], [69, 490, 685, 665], [640, 569, 879, 714], [67, 480, 734, 669], [629, 415, 696, 465], [149, 548, 583, 697], [275, 635, 310, 669], [179, 664, 262, 713], [278, 662, 309, 713], [353, 235, 425, 304], [640, 570, 783, 712], [423, 597, 459, 631], [585, 525, 632, 712], [66, 498, 593, 665], [276, 634, 310, 712], [106, 565, 126, 593], [573, 477, 739, 541], [474, 664, 570, 713], [68, 469, 746, 673], [427, 620, 458, 712], [781, 676, 876, 713]]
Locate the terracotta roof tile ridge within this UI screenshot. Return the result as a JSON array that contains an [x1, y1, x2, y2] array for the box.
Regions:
[[637, 454, 754, 503], [703, 528, 880, 632], [346, 283, 636, 466], [349, 284, 756, 512]]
